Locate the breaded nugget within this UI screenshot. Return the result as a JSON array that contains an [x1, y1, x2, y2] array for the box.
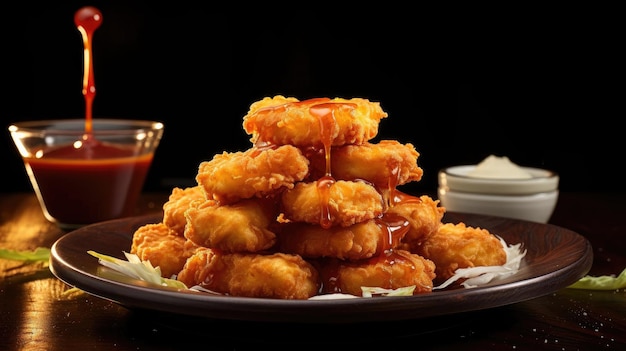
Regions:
[[306, 140, 423, 189], [184, 198, 278, 253], [414, 222, 507, 283], [387, 194, 446, 250], [276, 213, 409, 261], [195, 144, 309, 205], [242, 96, 388, 147], [280, 180, 384, 228], [162, 185, 206, 235], [317, 250, 436, 296], [131, 223, 201, 278], [177, 248, 320, 300]]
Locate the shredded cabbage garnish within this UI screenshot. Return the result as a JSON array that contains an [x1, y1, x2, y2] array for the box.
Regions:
[[87, 251, 188, 290], [433, 236, 526, 290], [567, 268, 626, 290], [89, 235, 527, 299], [308, 293, 360, 300], [308, 286, 415, 300], [361, 285, 416, 297], [188, 285, 222, 295]]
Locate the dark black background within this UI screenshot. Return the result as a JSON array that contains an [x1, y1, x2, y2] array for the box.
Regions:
[[2, 3, 622, 196]]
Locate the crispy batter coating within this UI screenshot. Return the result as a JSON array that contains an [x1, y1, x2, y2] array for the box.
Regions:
[[276, 214, 409, 261], [131, 223, 201, 278], [125, 95, 518, 299], [162, 185, 206, 235], [195, 144, 309, 205], [177, 249, 320, 299], [306, 140, 423, 189], [317, 250, 436, 296], [388, 194, 446, 250], [242, 96, 388, 147], [414, 222, 507, 283], [184, 198, 278, 253], [280, 180, 384, 227]]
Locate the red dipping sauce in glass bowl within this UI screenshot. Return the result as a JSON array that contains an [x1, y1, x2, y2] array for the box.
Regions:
[[9, 118, 164, 229]]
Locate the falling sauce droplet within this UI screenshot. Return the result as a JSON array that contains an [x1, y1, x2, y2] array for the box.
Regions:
[[74, 6, 102, 135]]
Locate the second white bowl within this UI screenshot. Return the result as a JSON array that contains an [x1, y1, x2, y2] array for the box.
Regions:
[[438, 188, 559, 223], [439, 165, 559, 195]]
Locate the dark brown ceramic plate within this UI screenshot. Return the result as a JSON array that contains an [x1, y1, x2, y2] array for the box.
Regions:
[[49, 212, 593, 324]]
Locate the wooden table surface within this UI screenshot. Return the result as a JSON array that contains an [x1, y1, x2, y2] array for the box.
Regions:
[[1, 191, 625, 350]]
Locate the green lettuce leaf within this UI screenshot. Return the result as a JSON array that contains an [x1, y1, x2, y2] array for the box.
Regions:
[[567, 268, 626, 290], [0, 247, 51, 262]]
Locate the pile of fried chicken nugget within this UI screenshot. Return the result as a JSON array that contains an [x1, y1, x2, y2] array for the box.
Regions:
[[130, 96, 507, 299]]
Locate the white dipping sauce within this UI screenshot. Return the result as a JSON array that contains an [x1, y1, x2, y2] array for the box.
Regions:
[[467, 155, 533, 179]]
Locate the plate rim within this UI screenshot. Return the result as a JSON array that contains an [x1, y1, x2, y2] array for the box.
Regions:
[[49, 212, 593, 323]]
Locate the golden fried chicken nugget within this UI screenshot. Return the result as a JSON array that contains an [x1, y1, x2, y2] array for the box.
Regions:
[[387, 194, 446, 250], [195, 144, 309, 205], [131, 223, 201, 278], [242, 96, 388, 147], [162, 185, 206, 235], [317, 250, 436, 296], [276, 213, 409, 261], [177, 249, 320, 300], [184, 198, 278, 253], [414, 222, 507, 283], [306, 140, 423, 189], [280, 180, 384, 228]]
